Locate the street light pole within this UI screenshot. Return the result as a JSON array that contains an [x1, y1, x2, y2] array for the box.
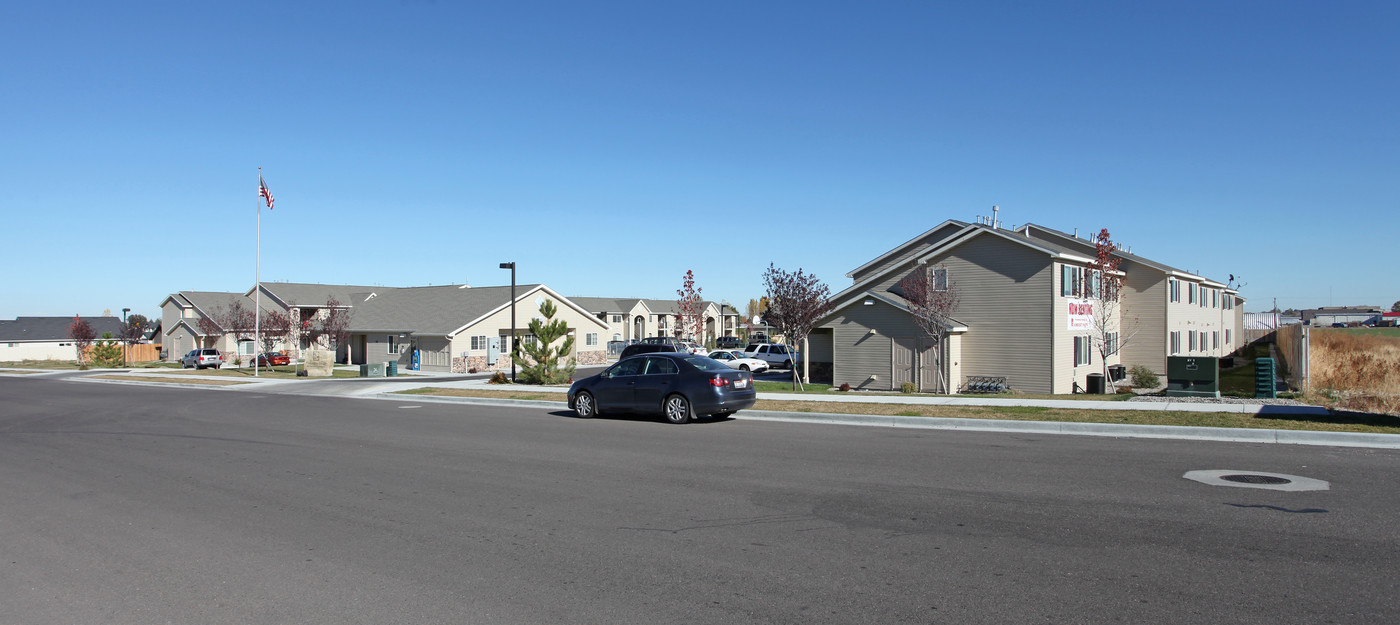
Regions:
[[500, 262, 516, 383], [122, 308, 131, 364]]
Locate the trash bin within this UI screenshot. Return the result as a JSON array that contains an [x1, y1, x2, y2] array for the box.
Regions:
[[1108, 364, 1127, 382], [386, 361, 398, 377], [1086, 373, 1105, 394]]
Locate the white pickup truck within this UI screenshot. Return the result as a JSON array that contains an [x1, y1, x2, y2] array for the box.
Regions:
[[742, 343, 800, 369]]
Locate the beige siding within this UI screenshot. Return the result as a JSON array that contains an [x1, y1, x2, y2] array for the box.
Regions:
[[1120, 260, 1168, 376], [454, 290, 609, 368]]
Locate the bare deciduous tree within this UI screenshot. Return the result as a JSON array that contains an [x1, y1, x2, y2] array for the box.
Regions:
[[896, 262, 961, 393], [762, 264, 834, 390]]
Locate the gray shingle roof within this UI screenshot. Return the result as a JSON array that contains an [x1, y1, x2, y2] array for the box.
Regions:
[[567, 297, 639, 314], [257, 283, 389, 308], [350, 284, 544, 335], [0, 316, 125, 342]]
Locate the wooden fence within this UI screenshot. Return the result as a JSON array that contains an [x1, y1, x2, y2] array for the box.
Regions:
[[82, 343, 163, 363], [1274, 324, 1309, 391]]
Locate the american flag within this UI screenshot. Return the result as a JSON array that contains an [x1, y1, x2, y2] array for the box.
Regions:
[[259, 175, 275, 210]]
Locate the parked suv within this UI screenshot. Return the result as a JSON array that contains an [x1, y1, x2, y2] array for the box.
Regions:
[[743, 343, 799, 369], [715, 336, 743, 349], [640, 337, 686, 348], [619, 342, 682, 360], [181, 348, 224, 369]]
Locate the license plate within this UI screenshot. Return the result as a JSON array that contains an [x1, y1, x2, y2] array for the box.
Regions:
[[734, 378, 748, 389]]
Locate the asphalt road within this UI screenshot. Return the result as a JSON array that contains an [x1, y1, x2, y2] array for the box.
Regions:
[[2, 376, 1397, 624]]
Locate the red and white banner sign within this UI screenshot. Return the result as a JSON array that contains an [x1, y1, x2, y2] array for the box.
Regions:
[[1068, 299, 1095, 330]]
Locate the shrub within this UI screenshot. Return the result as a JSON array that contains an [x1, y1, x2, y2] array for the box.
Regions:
[[1129, 365, 1159, 389], [839, 383, 851, 392], [488, 371, 509, 384], [90, 339, 124, 368], [900, 382, 916, 393]]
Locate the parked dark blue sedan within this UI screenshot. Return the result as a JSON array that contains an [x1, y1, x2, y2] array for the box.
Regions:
[[568, 352, 757, 423]]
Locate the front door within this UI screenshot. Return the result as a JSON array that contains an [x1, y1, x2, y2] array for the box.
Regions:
[[892, 337, 915, 390], [919, 337, 946, 393]]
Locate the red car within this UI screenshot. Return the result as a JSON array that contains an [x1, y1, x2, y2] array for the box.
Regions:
[[255, 352, 290, 367]]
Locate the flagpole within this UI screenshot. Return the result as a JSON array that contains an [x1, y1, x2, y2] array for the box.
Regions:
[[255, 167, 261, 377]]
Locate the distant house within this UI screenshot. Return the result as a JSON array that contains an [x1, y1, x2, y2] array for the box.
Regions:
[[161, 282, 609, 373], [807, 219, 1245, 394], [0, 316, 125, 362], [1300, 306, 1382, 326], [569, 297, 743, 345]]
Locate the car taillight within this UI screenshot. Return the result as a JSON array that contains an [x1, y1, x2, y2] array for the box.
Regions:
[[710, 376, 730, 387]]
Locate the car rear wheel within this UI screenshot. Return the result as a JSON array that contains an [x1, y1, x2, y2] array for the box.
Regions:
[[574, 392, 597, 418], [663, 394, 693, 424]]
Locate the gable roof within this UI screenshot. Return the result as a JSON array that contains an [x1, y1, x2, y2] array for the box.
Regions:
[[829, 222, 1094, 306], [349, 284, 541, 335], [568, 297, 642, 315], [0, 316, 125, 342], [1013, 223, 1203, 279], [845, 219, 969, 278], [253, 282, 386, 308]]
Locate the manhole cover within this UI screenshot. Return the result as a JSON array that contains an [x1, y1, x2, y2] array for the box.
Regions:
[[1220, 474, 1291, 485], [1183, 470, 1329, 491]]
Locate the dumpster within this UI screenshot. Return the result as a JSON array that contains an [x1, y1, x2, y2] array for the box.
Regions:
[[1166, 356, 1219, 397], [1086, 373, 1105, 394], [386, 360, 398, 377]]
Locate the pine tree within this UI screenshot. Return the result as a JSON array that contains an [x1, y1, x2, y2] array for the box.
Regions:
[[518, 300, 576, 384]]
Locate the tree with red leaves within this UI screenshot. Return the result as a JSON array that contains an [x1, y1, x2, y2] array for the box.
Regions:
[[67, 315, 97, 366], [675, 270, 705, 342], [1087, 228, 1138, 391], [318, 297, 354, 363], [257, 309, 293, 356], [762, 263, 834, 390]]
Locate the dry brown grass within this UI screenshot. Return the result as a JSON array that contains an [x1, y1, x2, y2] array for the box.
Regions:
[[1309, 331, 1400, 415]]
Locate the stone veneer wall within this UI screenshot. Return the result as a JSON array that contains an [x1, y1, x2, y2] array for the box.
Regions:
[[451, 350, 608, 374]]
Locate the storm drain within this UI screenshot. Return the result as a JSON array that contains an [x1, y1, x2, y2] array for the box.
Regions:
[[1183, 470, 1329, 491], [1220, 474, 1291, 485]]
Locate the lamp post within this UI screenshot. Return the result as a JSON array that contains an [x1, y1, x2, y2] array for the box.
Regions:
[[122, 308, 131, 364], [500, 262, 516, 383]]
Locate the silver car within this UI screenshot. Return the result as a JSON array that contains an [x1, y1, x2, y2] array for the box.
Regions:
[[181, 348, 224, 369]]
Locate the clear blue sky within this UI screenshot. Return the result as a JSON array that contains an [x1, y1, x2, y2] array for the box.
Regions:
[[3, 1, 1396, 321]]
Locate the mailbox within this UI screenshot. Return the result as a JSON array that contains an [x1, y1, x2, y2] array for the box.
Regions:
[[1166, 356, 1219, 398]]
